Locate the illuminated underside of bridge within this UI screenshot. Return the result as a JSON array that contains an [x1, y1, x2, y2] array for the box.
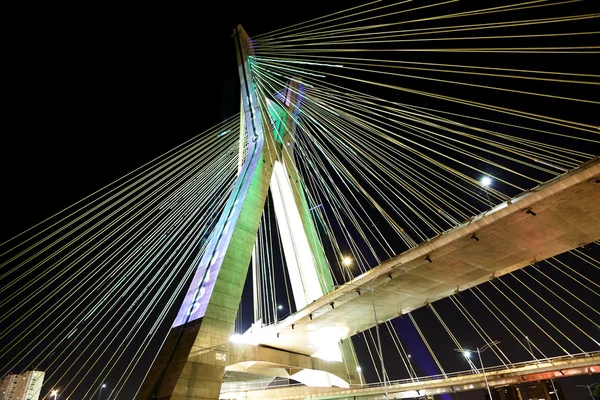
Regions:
[[236, 158, 600, 358], [220, 353, 600, 399]]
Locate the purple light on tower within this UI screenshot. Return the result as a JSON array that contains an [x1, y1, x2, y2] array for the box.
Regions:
[[172, 101, 265, 327]]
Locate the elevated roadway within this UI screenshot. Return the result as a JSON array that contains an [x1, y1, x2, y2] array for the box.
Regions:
[[239, 158, 600, 358]]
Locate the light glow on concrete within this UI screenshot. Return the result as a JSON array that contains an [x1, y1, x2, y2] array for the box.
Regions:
[[230, 331, 259, 346], [271, 160, 324, 309], [311, 346, 343, 363], [230, 334, 244, 343], [309, 326, 347, 362], [289, 369, 350, 388]]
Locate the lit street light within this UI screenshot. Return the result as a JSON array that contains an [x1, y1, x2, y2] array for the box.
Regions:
[[341, 256, 386, 397], [454, 348, 479, 374], [406, 354, 417, 382], [275, 304, 291, 323], [521, 335, 543, 364], [455, 340, 501, 400], [275, 304, 285, 323], [481, 176, 493, 208], [98, 383, 106, 400], [341, 255, 354, 282], [51, 390, 58, 400], [521, 335, 560, 397], [356, 366, 364, 386]]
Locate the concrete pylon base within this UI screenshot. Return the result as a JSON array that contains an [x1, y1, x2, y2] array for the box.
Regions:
[[136, 319, 231, 400]]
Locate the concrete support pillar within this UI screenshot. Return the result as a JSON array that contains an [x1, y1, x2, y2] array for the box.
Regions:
[[135, 25, 277, 400]]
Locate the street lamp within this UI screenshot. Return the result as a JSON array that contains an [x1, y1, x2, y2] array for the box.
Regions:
[[481, 176, 493, 209], [341, 255, 353, 282], [275, 304, 285, 323], [51, 390, 58, 400], [523, 335, 538, 362], [454, 348, 478, 374], [455, 340, 500, 400], [98, 383, 106, 400], [406, 354, 417, 382], [356, 366, 364, 386], [366, 278, 388, 399], [575, 381, 600, 400]]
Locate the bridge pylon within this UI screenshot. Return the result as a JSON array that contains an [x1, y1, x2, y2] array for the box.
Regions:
[[135, 25, 361, 400]]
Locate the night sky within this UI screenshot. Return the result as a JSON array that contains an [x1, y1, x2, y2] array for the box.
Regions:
[[2, 2, 599, 399], [3, 1, 372, 240]]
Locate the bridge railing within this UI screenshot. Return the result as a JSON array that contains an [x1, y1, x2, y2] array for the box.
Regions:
[[357, 350, 600, 390], [221, 377, 305, 393], [220, 350, 599, 393]]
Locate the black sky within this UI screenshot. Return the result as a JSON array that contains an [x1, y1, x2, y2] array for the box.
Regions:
[[2, 2, 599, 399], [2, 1, 367, 241]]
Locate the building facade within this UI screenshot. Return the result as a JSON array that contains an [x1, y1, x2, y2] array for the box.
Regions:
[[0, 374, 20, 400], [0, 372, 45, 400]]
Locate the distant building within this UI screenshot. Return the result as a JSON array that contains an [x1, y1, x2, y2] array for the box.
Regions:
[[0, 371, 45, 400], [525, 380, 564, 400], [0, 373, 20, 400], [14, 371, 45, 400]]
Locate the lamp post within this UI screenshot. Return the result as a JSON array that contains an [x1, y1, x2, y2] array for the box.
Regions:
[[98, 383, 106, 400], [481, 176, 493, 209], [369, 279, 388, 399], [343, 255, 388, 398], [407, 354, 417, 382], [356, 366, 364, 386], [575, 382, 599, 400], [275, 304, 287, 323], [522, 335, 540, 364], [342, 255, 353, 282], [455, 348, 479, 374], [455, 340, 500, 400], [277, 304, 282, 321]]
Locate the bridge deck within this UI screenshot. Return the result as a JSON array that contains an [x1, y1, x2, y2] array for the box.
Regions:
[[221, 353, 600, 399], [242, 158, 600, 357]]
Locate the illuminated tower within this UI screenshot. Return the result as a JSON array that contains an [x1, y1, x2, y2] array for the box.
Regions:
[[135, 25, 357, 400]]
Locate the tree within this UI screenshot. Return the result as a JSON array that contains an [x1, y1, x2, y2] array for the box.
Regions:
[[592, 383, 600, 398]]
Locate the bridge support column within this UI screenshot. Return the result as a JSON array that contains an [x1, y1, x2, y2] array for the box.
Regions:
[[136, 322, 227, 400], [135, 25, 278, 400], [136, 139, 277, 398]]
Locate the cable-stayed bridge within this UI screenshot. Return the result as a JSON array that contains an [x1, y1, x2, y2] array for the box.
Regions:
[[1, 2, 599, 400]]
